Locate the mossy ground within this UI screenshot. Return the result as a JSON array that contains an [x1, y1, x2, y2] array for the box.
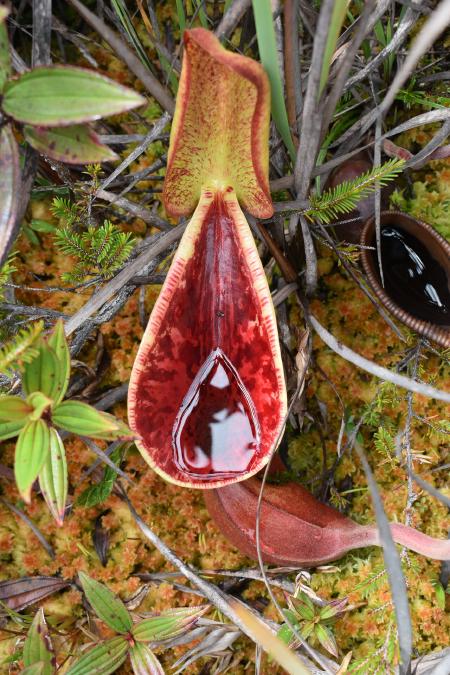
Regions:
[[0, 180, 448, 672], [1, 21, 449, 674]]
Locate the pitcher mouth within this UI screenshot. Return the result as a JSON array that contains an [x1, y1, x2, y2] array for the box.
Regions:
[[360, 210, 450, 349]]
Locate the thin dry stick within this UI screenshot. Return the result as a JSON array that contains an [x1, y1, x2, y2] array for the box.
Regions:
[[1, 498, 55, 560], [353, 440, 412, 675], [121, 490, 312, 675], [64, 223, 186, 336], [346, 0, 450, 144], [344, 6, 418, 92], [215, 0, 251, 40], [380, 0, 450, 115], [321, 0, 379, 137], [66, 0, 175, 114], [283, 0, 300, 145], [308, 314, 450, 403], [294, 0, 336, 199], [293, 0, 336, 296], [273, 108, 450, 191], [254, 341, 336, 675], [97, 113, 170, 193], [92, 188, 171, 230]]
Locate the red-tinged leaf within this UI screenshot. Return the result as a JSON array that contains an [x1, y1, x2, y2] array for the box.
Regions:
[[39, 428, 68, 526], [78, 572, 132, 634], [65, 636, 129, 675], [129, 642, 164, 675], [24, 124, 119, 164], [47, 319, 70, 405], [0, 395, 32, 421], [0, 576, 70, 611], [15, 419, 50, 503], [2, 66, 146, 126], [204, 477, 450, 565], [163, 28, 272, 219], [132, 605, 208, 643], [128, 189, 287, 488], [23, 608, 55, 675], [0, 125, 20, 269], [314, 623, 338, 658], [22, 342, 62, 402], [53, 400, 134, 440]]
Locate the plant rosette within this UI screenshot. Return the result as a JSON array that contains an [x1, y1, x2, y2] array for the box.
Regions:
[[0, 320, 134, 524]]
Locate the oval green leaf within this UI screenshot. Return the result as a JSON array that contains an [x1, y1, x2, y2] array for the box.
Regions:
[[23, 608, 55, 675], [52, 400, 134, 440], [0, 417, 27, 441], [0, 395, 32, 421], [66, 636, 129, 675], [129, 642, 164, 675], [132, 605, 207, 643], [24, 124, 119, 164], [14, 419, 50, 502], [0, 125, 21, 269], [22, 342, 63, 403], [21, 664, 45, 675], [78, 572, 132, 634], [47, 319, 70, 405], [39, 428, 68, 526], [3, 66, 146, 126]]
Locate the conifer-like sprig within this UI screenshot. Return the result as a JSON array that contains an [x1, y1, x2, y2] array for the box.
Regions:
[[55, 219, 136, 282], [307, 158, 405, 224], [0, 321, 44, 376]]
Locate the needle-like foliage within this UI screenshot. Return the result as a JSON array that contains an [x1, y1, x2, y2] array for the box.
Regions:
[[307, 158, 405, 223]]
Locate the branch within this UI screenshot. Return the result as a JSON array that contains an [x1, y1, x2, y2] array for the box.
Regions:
[[308, 314, 450, 404]]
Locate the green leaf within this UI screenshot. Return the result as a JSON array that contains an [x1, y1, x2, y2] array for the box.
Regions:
[[14, 419, 50, 502], [52, 401, 134, 440], [76, 444, 124, 507], [132, 606, 207, 643], [0, 417, 27, 441], [0, 395, 32, 421], [277, 624, 294, 646], [319, 0, 348, 95], [39, 428, 68, 527], [0, 321, 43, 376], [290, 597, 315, 622], [66, 636, 129, 675], [23, 608, 54, 675], [432, 579, 446, 610], [0, 125, 21, 269], [21, 664, 45, 675], [0, 6, 11, 92], [3, 66, 146, 126], [27, 392, 53, 421], [22, 343, 62, 401], [47, 320, 70, 405], [29, 219, 57, 233], [24, 125, 119, 165], [251, 0, 296, 163], [314, 623, 338, 657], [78, 572, 132, 634], [129, 642, 164, 675], [319, 603, 340, 621]]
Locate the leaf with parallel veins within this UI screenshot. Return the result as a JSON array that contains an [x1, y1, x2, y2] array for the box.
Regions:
[[2, 66, 146, 126], [24, 125, 119, 165]]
